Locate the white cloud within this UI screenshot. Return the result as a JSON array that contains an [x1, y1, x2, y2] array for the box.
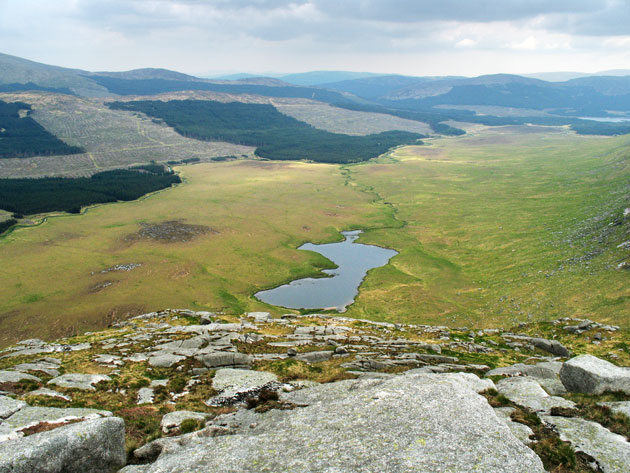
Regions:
[[455, 38, 477, 48], [0, 0, 628, 75]]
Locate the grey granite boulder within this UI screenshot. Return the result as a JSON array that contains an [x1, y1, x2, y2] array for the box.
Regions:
[[487, 361, 562, 379], [1, 406, 112, 441], [195, 352, 251, 369], [148, 354, 186, 368], [530, 338, 571, 357], [543, 415, 630, 473], [0, 370, 40, 384], [560, 355, 630, 395], [48, 373, 111, 391], [207, 368, 278, 406], [294, 350, 334, 363], [0, 417, 125, 473], [602, 401, 630, 419], [24, 389, 71, 402], [0, 395, 26, 419], [486, 361, 567, 395], [161, 410, 210, 434], [137, 388, 154, 405], [138, 372, 545, 472], [494, 407, 534, 444], [496, 377, 575, 413], [13, 361, 61, 377], [246, 312, 272, 323]]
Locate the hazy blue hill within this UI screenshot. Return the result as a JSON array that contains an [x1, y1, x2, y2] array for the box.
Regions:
[[210, 73, 265, 80], [526, 70, 630, 82], [89, 75, 356, 104], [88, 68, 201, 81], [0, 52, 107, 97], [280, 71, 383, 86], [561, 75, 630, 96], [319, 75, 436, 100]]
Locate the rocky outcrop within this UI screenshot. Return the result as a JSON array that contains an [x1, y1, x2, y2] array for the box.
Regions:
[[542, 415, 630, 473], [560, 354, 630, 394], [47, 373, 111, 391], [207, 368, 279, 406], [2, 310, 629, 472], [160, 411, 210, 434], [122, 372, 545, 473], [0, 417, 125, 473]]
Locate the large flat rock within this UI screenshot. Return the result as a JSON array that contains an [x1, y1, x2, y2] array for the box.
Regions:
[[135, 372, 545, 472], [0, 417, 125, 473], [560, 355, 630, 395], [0, 370, 40, 384], [48, 373, 111, 391], [496, 377, 575, 413], [0, 395, 26, 419], [207, 368, 278, 406]]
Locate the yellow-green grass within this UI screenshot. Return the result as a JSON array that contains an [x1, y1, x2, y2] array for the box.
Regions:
[[0, 210, 12, 222], [343, 127, 630, 328], [0, 160, 389, 347], [2, 126, 630, 347]]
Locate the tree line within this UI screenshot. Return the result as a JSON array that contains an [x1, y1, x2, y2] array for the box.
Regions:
[[0, 167, 180, 216], [0, 100, 84, 158], [109, 100, 424, 164]]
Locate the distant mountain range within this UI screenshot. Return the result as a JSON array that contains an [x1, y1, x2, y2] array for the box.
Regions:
[[2, 52, 630, 131]]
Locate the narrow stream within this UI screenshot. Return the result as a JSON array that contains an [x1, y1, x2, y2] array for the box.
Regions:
[[255, 230, 398, 311]]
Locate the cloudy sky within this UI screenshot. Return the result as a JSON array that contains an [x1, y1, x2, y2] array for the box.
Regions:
[[1, 0, 629, 77]]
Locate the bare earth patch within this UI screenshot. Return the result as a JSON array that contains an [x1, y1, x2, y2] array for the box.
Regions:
[[125, 221, 217, 243]]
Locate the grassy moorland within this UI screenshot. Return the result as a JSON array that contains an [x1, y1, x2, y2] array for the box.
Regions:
[[1, 125, 629, 346], [0, 160, 388, 346], [344, 125, 630, 328]]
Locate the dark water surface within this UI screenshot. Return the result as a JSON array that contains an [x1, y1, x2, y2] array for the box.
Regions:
[[255, 230, 398, 311]]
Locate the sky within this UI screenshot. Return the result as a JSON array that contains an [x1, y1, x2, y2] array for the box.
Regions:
[[1, 0, 630, 77]]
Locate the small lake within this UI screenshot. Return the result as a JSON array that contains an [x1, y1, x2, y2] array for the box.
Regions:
[[255, 230, 397, 312]]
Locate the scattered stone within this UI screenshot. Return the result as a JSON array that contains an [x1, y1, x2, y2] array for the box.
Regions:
[[24, 388, 71, 402], [12, 361, 61, 377], [161, 411, 210, 434], [0, 371, 40, 384], [602, 401, 630, 419], [93, 354, 124, 366], [493, 407, 534, 444], [150, 379, 169, 388], [137, 388, 154, 405], [287, 348, 297, 357], [496, 377, 575, 413], [415, 354, 459, 364], [148, 354, 186, 368], [195, 352, 251, 369], [124, 353, 150, 363], [247, 312, 272, 323], [543, 415, 630, 473], [560, 354, 630, 395], [530, 338, 571, 357], [48, 373, 111, 391], [207, 368, 279, 406], [295, 350, 334, 364], [0, 417, 125, 473], [0, 395, 26, 419]]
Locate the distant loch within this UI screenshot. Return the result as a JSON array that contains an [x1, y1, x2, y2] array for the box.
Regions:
[[255, 230, 398, 311]]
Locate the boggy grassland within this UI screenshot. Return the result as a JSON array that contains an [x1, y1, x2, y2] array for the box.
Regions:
[[1, 125, 629, 347]]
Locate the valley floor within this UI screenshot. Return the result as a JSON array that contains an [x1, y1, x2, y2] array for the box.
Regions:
[[1, 125, 629, 346]]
